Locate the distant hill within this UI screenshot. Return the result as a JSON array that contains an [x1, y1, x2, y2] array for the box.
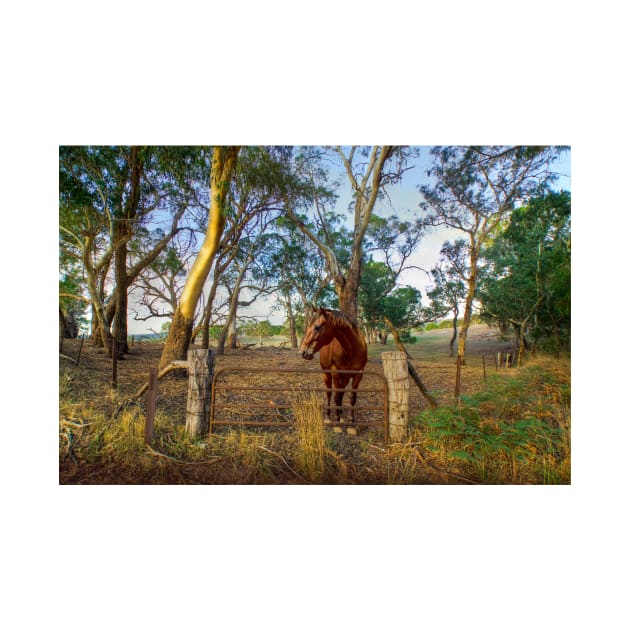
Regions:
[[130, 332, 165, 341]]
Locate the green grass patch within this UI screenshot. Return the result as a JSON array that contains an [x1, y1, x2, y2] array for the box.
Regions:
[[410, 358, 570, 484]]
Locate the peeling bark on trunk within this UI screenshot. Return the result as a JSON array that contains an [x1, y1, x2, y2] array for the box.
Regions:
[[227, 319, 238, 350], [164, 307, 195, 360], [217, 267, 246, 355], [336, 254, 361, 324], [449, 306, 458, 357], [457, 249, 478, 366], [112, 227, 129, 357]]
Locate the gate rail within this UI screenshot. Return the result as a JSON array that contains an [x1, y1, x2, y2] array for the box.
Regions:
[[210, 367, 390, 441]]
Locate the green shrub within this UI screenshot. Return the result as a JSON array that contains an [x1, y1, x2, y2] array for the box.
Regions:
[[411, 359, 570, 483]]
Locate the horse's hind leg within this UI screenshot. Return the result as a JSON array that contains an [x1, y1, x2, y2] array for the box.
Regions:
[[333, 374, 350, 422]]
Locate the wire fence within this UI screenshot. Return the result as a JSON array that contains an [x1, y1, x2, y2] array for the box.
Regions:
[[58, 334, 85, 367]]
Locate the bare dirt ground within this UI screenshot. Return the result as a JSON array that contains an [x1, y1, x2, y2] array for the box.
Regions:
[[59, 324, 512, 431]]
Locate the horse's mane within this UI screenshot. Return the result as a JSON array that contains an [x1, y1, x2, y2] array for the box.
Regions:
[[322, 309, 359, 331]]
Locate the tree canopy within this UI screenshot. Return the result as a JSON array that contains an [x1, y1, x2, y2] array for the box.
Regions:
[[59, 145, 570, 363]]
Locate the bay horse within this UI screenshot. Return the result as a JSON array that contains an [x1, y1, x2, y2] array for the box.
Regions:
[[300, 307, 368, 423]]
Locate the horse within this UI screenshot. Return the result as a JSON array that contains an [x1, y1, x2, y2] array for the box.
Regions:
[[299, 307, 368, 423]]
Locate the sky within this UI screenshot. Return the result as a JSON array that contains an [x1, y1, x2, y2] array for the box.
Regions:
[[134, 146, 570, 333]]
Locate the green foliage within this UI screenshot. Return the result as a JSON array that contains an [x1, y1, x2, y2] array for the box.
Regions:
[[358, 259, 422, 339], [479, 190, 571, 351], [425, 319, 456, 331], [241, 320, 283, 339], [412, 360, 570, 483], [423, 240, 467, 324], [398, 330, 417, 344]]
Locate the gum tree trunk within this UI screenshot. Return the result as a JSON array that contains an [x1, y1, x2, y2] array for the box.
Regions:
[[449, 304, 459, 357], [159, 147, 240, 369], [456, 247, 479, 366]]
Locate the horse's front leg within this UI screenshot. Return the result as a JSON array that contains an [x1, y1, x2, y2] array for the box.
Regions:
[[334, 389, 345, 423]]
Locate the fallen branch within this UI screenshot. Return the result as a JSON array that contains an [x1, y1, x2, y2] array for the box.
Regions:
[[255, 445, 305, 481], [59, 353, 78, 365], [112, 361, 189, 418], [383, 317, 438, 409], [409, 444, 480, 485], [145, 443, 223, 465]]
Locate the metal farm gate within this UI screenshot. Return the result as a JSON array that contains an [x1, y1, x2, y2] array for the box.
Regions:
[[209, 367, 390, 441]]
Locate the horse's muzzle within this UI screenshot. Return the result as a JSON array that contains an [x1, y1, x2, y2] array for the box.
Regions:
[[300, 349, 314, 360]]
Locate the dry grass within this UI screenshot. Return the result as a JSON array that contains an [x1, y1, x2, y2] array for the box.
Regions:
[[292, 391, 326, 482], [59, 333, 570, 484]]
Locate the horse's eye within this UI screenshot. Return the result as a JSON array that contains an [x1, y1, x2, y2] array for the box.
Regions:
[[314, 325, 322, 332]]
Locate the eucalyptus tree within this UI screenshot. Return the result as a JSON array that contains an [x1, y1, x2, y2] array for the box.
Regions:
[[59, 235, 88, 338], [59, 146, 200, 355], [159, 146, 240, 368], [108, 147, 204, 354], [215, 216, 279, 354], [478, 190, 571, 360], [419, 145, 564, 363], [359, 263, 422, 343], [423, 240, 468, 356], [130, 241, 191, 324], [284, 146, 414, 323], [60, 146, 124, 352], [206, 147, 305, 353], [365, 213, 426, 280], [358, 260, 394, 342], [266, 213, 347, 344], [358, 260, 422, 343]]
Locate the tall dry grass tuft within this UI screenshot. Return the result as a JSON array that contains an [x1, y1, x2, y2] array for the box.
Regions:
[[292, 391, 326, 482]]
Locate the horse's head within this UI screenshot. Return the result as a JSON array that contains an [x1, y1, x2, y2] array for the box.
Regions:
[[300, 308, 335, 360]]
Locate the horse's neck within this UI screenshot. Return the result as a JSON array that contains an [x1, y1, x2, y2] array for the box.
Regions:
[[333, 327, 366, 366]]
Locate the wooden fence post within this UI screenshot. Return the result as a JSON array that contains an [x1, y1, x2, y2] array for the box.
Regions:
[[186, 349, 214, 438], [145, 367, 158, 444], [382, 352, 409, 442], [76, 334, 85, 367], [111, 339, 118, 389]]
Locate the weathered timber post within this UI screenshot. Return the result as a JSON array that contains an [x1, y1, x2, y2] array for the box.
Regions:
[[76, 334, 85, 367], [382, 352, 409, 442], [145, 367, 158, 444], [186, 349, 214, 438], [496, 351, 502, 371], [111, 339, 118, 389]]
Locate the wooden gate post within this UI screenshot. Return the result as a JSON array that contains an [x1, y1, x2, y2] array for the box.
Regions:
[[382, 352, 409, 442], [145, 367, 158, 444], [186, 349, 214, 438]]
